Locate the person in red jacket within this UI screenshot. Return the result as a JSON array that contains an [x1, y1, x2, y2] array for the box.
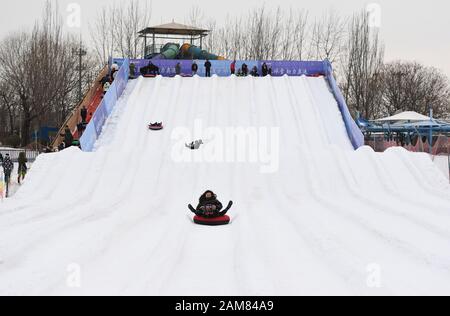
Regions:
[[230, 60, 236, 75]]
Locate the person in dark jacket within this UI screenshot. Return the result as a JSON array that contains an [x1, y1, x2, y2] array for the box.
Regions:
[[261, 63, 269, 77], [250, 66, 259, 77], [204, 60, 212, 77], [81, 106, 88, 124], [175, 63, 182, 75], [242, 63, 249, 76], [100, 74, 110, 86], [58, 141, 66, 152], [140, 62, 160, 76], [77, 122, 85, 137], [0, 153, 3, 164], [195, 190, 224, 218], [2, 153, 13, 188], [148, 62, 160, 75], [61, 125, 73, 149], [17, 152, 28, 184], [129, 63, 137, 79], [192, 61, 199, 76]]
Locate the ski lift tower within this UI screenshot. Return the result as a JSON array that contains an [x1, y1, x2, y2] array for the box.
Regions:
[[138, 21, 210, 58]]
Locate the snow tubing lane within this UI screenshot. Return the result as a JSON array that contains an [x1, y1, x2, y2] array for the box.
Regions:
[[194, 215, 231, 226]]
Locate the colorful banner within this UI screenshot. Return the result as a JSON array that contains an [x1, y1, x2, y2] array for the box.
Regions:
[[260, 61, 327, 77], [113, 59, 329, 78], [129, 59, 192, 77], [195, 60, 233, 77]]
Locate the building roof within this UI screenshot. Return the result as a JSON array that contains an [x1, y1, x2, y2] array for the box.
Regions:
[[376, 111, 431, 122], [138, 22, 209, 36]]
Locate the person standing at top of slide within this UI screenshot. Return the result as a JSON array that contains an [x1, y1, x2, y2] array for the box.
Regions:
[[192, 61, 199, 76], [175, 62, 182, 76], [61, 125, 73, 149], [230, 60, 236, 75], [80, 106, 88, 124], [204, 60, 212, 77], [262, 62, 269, 77]]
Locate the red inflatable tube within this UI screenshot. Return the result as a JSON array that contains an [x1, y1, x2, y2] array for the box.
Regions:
[[149, 125, 163, 131], [194, 215, 231, 226]]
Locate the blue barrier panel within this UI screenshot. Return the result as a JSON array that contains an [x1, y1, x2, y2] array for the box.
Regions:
[[127, 59, 192, 76], [234, 61, 259, 76], [93, 101, 107, 136], [196, 60, 232, 77], [114, 59, 331, 78], [81, 59, 130, 152], [260, 61, 327, 77], [324, 61, 364, 149], [80, 122, 98, 152], [115, 71, 128, 96], [103, 81, 118, 116], [157, 60, 192, 76]]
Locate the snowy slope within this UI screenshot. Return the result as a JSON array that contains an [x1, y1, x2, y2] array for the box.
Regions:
[[0, 75, 449, 296]]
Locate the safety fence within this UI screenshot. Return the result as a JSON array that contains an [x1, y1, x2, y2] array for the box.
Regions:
[[80, 59, 130, 152], [0, 149, 40, 163]]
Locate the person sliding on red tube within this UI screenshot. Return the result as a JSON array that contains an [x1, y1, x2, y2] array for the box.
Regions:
[[189, 190, 233, 218], [148, 122, 163, 130]]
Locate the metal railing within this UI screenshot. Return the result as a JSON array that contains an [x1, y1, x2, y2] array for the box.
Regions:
[[0, 149, 40, 163], [50, 65, 109, 149]]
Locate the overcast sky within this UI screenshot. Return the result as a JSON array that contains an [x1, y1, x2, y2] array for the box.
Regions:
[[1, 0, 449, 77]]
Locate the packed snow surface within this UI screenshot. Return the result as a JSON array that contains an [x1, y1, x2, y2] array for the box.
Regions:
[[0, 75, 449, 296]]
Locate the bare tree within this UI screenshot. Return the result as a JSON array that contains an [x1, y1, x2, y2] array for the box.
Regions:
[[90, 6, 116, 65], [280, 9, 309, 60], [186, 6, 310, 61], [186, 5, 205, 27], [340, 12, 384, 119], [308, 10, 346, 63], [0, 1, 85, 146], [0, 80, 19, 137], [381, 61, 450, 118], [90, 0, 151, 64]]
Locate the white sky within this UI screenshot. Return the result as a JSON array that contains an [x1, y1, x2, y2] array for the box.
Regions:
[[1, 0, 449, 77]]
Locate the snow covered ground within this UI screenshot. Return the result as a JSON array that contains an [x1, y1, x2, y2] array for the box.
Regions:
[[0, 75, 449, 296], [433, 156, 449, 181]]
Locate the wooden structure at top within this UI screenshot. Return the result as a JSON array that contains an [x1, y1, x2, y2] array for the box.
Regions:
[[138, 21, 210, 57]]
